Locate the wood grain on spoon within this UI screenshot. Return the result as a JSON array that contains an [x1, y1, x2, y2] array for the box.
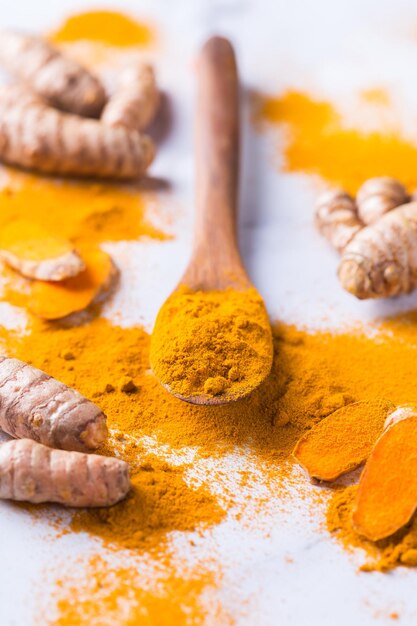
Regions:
[[150, 36, 273, 405]]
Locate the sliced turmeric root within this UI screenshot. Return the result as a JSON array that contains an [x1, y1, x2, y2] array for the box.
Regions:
[[28, 246, 117, 319], [293, 399, 394, 481], [352, 406, 417, 541], [0, 221, 85, 281]]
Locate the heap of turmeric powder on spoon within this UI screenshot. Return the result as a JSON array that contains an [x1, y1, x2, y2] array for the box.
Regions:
[[151, 286, 272, 400]]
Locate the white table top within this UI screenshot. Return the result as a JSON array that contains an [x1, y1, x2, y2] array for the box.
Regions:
[[1, 0, 417, 624]]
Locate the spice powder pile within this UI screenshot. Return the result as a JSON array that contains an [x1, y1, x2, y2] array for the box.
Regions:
[[150, 286, 273, 399]]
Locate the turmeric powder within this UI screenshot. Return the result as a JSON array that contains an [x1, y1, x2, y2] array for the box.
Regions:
[[51, 10, 155, 48], [70, 456, 225, 551], [0, 169, 167, 245], [51, 556, 233, 626], [5, 307, 417, 621], [150, 287, 273, 400], [255, 89, 417, 194]]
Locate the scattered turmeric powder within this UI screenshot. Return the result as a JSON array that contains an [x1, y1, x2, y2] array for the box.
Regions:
[[255, 89, 417, 194], [293, 399, 394, 482], [5, 302, 417, 620], [0, 31, 106, 117], [9, 312, 417, 465], [70, 456, 225, 551], [51, 10, 155, 48], [0, 169, 167, 246], [0, 221, 84, 281], [51, 556, 232, 626], [0, 439, 129, 507], [150, 287, 273, 401]]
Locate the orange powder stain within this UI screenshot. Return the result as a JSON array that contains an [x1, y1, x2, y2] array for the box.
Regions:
[[256, 90, 417, 194], [0, 168, 166, 245], [51, 556, 233, 626], [360, 87, 391, 106], [50, 9, 155, 47]]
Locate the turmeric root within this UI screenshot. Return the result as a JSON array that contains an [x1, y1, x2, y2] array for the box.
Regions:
[[0, 439, 129, 507], [0, 221, 84, 281], [102, 63, 160, 131], [352, 406, 417, 541], [0, 85, 154, 179], [315, 188, 363, 253], [356, 177, 408, 225], [338, 201, 417, 299], [0, 356, 107, 452], [293, 399, 394, 482], [0, 31, 106, 117], [28, 247, 117, 319]]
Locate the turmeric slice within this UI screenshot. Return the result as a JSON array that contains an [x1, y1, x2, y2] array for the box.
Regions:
[[0, 30, 106, 117], [352, 406, 417, 541], [0, 85, 154, 180], [28, 247, 117, 320], [293, 399, 394, 481], [338, 201, 417, 299], [0, 439, 129, 507], [0, 221, 84, 281], [102, 63, 160, 131], [0, 356, 108, 452]]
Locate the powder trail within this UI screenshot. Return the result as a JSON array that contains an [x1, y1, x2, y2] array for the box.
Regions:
[[256, 90, 417, 194]]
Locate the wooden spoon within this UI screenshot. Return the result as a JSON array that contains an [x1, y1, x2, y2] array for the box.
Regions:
[[150, 36, 273, 405]]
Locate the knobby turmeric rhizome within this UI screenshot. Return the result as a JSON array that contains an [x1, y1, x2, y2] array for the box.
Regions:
[[1, 7, 417, 626]]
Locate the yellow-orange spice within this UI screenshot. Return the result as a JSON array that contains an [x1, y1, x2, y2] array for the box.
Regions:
[[0, 169, 166, 246], [50, 10, 155, 48], [255, 89, 417, 194]]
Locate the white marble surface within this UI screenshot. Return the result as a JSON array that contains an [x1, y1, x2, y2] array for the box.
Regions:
[[2, 0, 417, 624]]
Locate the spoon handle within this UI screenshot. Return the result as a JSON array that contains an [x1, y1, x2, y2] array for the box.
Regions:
[[183, 36, 247, 290]]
